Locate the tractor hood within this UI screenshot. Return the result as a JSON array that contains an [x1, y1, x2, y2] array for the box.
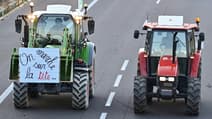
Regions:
[[157, 56, 178, 77]]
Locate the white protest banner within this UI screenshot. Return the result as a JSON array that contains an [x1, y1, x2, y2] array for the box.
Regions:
[[19, 48, 60, 83]]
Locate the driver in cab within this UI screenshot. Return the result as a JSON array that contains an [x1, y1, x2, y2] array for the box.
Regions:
[[49, 17, 66, 36], [159, 32, 173, 55]]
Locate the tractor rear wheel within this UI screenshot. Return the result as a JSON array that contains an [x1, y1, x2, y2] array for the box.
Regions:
[[186, 78, 201, 115], [134, 76, 147, 113], [198, 60, 202, 79], [28, 85, 39, 98], [72, 71, 90, 110], [89, 59, 95, 98], [13, 82, 29, 108], [147, 79, 153, 104]]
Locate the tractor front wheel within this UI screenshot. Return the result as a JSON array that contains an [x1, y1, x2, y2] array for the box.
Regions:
[[28, 85, 39, 98], [13, 82, 29, 108], [72, 71, 90, 110], [134, 76, 147, 113], [186, 78, 201, 115]]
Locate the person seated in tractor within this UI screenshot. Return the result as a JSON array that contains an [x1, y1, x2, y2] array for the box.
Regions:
[[48, 17, 66, 43], [160, 32, 173, 55]]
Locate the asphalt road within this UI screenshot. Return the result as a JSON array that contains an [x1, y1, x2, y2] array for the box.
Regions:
[[0, 0, 212, 119]]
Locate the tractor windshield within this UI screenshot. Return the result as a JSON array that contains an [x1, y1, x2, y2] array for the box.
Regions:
[[150, 30, 187, 57], [36, 14, 75, 47]]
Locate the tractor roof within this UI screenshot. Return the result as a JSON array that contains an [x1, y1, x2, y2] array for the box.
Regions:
[[143, 16, 199, 31], [33, 4, 83, 18]]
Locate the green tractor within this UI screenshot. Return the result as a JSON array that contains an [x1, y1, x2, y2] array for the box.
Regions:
[[9, 3, 96, 110]]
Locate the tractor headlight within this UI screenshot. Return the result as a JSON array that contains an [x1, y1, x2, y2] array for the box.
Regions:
[[168, 77, 175, 82], [159, 77, 175, 82], [159, 77, 166, 81], [27, 14, 36, 23], [74, 16, 83, 24]]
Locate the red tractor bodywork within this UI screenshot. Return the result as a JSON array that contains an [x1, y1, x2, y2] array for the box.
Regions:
[[157, 56, 178, 77], [138, 48, 147, 77], [143, 22, 199, 31], [134, 16, 204, 115], [190, 52, 201, 78]]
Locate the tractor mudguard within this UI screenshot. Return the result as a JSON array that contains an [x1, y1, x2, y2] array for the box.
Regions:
[[190, 52, 201, 78], [9, 48, 19, 80], [87, 42, 96, 66], [79, 42, 95, 66], [138, 48, 147, 77]]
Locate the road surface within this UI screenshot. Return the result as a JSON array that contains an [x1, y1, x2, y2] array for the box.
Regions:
[[0, 0, 212, 119]]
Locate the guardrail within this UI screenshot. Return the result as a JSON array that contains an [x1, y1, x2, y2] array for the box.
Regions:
[[0, 0, 27, 17]]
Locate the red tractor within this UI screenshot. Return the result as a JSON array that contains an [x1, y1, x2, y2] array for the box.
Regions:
[[133, 16, 205, 115]]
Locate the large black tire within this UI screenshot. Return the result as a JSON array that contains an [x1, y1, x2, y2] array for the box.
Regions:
[[72, 71, 90, 110], [137, 62, 152, 104], [186, 78, 201, 115], [146, 79, 153, 105], [89, 59, 95, 98], [28, 85, 39, 98], [134, 76, 147, 113], [28, 91, 39, 98], [13, 82, 29, 108]]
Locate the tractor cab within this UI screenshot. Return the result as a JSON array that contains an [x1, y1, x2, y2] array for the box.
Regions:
[[133, 16, 205, 115], [33, 5, 75, 48], [35, 14, 75, 47], [134, 16, 203, 77], [15, 4, 95, 48]]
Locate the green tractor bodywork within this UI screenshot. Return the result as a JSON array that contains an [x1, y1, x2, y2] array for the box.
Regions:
[[9, 4, 96, 109]]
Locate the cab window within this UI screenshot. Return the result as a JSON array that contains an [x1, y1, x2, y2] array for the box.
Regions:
[[150, 30, 187, 57]]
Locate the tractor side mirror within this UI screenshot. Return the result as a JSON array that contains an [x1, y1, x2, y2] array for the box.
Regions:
[[134, 30, 140, 39], [199, 32, 205, 41], [88, 19, 95, 35], [15, 19, 22, 33], [197, 32, 205, 51]]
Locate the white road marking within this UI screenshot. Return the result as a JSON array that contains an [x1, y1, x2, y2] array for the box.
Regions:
[[88, 0, 99, 10], [105, 92, 116, 107], [156, 0, 160, 4], [0, 0, 98, 104], [121, 60, 129, 71], [0, 83, 13, 104], [114, 74, 123, 87], [0, 2, 26, 21], [99, 112, 108, 119]]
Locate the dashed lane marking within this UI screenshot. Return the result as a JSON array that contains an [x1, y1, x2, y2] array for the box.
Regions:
[[88, 0, 99, 10], [113, 74, 123, 87], [105, 92, 116, 107], [0, 83, 13, 104], [121, 60, 129, 71], [99, 112, 108, 119], [156, 0, 160, 4]]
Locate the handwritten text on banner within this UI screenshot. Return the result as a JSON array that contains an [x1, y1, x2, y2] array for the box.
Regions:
[[19, 48, 60, 83]]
